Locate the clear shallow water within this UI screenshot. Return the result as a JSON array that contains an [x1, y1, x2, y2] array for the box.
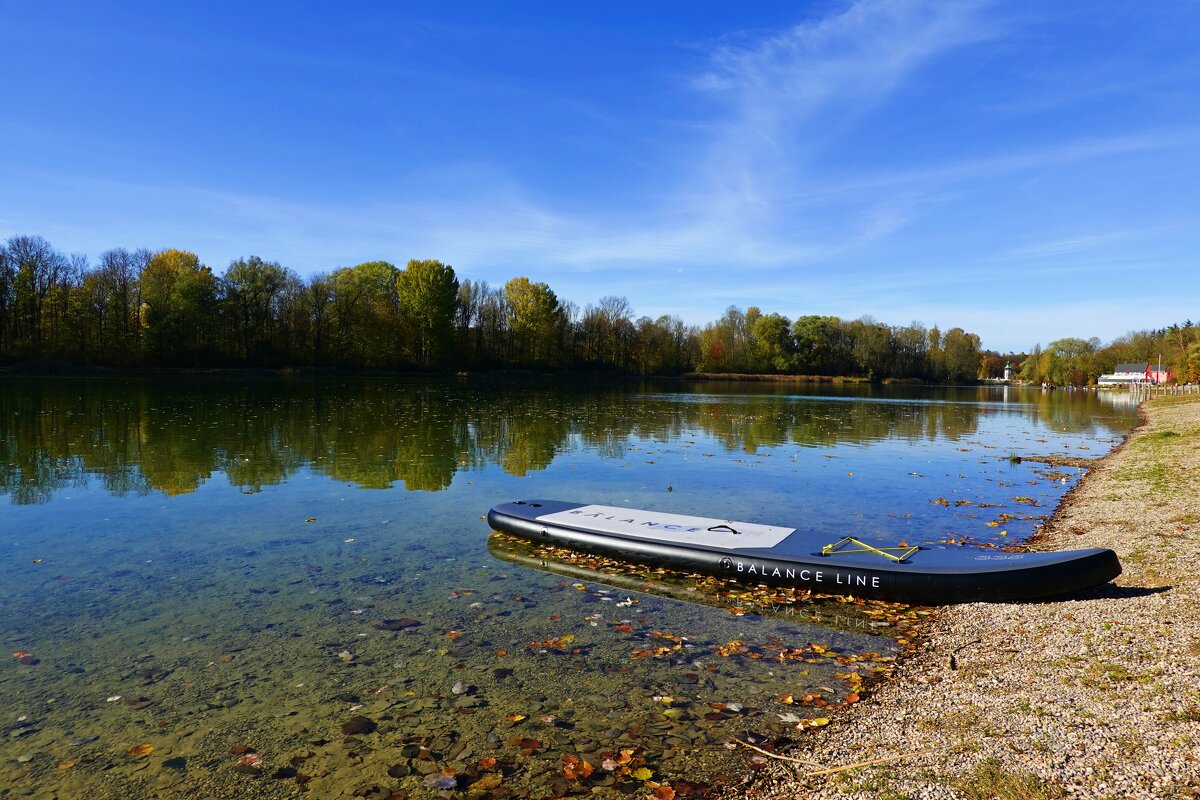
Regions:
[[0, 377, 1138, 798]]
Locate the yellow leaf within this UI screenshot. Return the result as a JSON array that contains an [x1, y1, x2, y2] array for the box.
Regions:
[[811, 717, 830, 727], [632, 767, 654, 780]]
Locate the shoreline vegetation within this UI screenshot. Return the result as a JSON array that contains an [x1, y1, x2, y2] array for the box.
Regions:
[[726, 394, 1200, 800], [3, 234, 1196, 384]]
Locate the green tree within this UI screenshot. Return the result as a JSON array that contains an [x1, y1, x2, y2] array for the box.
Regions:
[[396, 259, 459, 368], [329, 261, 399, 367], [748, 312, 794, 373], [940, 327, 983, 383], [792, 315, 839, 374], [222, 256, 290, 364]]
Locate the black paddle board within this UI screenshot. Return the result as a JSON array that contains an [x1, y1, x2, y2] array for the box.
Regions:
[[487, 499, 1121, 604]]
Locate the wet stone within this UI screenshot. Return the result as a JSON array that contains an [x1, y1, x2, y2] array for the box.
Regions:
[[375, 618, 421, 631], [413, 759, 440, 775], [340, 716, 378, 736]]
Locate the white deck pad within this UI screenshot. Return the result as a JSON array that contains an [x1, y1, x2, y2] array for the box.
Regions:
[[535, 504, 795, 550]]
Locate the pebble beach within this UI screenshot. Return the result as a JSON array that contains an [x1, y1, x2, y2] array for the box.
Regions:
[[729, 394, 1200, 800]]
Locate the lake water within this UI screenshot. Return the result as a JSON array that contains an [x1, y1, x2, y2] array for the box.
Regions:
[[0, 377, 1138, 798]]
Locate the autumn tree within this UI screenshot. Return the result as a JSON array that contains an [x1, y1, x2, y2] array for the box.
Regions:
[[139, 249, 218, 364], [504, 277, 563, 366], [396, 259, 459, 368]]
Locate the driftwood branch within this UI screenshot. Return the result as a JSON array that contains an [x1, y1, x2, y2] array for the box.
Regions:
[[731, 737, 937, 777]]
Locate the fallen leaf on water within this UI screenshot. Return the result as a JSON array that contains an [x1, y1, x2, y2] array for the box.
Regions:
[[57, 759, 77, 770], [478, 756, 497, 770], [128, 744, 154, 757], [562, 755, 594, 780], [236, 754, 263, 767], [652, 786, 677, 799], [504, 714, 526, 723], [11, 651, 31, 659], [446, 630, 463, 639], [305, 518, 316, 523], [845, 693, 860, 703], [632, 767, 654, 780]]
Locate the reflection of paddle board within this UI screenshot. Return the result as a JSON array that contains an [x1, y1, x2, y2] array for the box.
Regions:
[[486, 533, 899, 636], [487, 500, 1122, 604]]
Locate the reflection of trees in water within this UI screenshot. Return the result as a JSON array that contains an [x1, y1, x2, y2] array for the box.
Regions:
[[0, 379, 1135, 503]]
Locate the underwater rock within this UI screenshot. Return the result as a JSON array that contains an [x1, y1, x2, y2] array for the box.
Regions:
[[340, 716, 377, 736], [375, 618, 420, 631]]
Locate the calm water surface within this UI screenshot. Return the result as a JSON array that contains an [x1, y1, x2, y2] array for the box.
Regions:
[[0, 377, 1138, 798]]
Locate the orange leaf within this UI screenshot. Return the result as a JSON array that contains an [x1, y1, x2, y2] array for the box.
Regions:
[[127, 744, 154, 757]]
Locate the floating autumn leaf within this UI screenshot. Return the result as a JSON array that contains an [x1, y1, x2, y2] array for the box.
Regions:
[[446, 630, 463, 639], [57, 759, 77, 770], [930, 497, 950, 506], [562, 755, 594, 780], [11, 651, 31, 659], [235, 753, 263, 767], [844, 693, 860, 703], [127, 743, 154, 757], [811, 717, 831, 727], [652, 785, 677, 799], [507, 736, 542, 755], [527, 634, 575, 649], [478, 756, 498, 770], [504, 713, 526, 724], [632, 767, 654, 781]]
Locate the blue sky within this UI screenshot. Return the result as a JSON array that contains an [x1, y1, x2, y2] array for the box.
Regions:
[[1, 0, 1196, 352]]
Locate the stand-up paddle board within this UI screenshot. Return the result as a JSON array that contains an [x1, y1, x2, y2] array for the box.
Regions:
[[487, 499, 1121, 604]]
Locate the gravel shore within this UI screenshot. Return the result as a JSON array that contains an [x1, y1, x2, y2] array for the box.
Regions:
[[728, 395, 1200, 800]]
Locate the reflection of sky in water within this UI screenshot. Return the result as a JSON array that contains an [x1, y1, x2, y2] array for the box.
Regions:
[[0, 379, 1138, 798]]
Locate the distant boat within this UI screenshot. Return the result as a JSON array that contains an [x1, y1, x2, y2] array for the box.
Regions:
[[487, 499, 1121, 604]]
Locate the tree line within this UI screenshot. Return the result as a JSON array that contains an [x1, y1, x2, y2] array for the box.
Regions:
[[1009, 325, 1200, 386], [5, 232, 1188, 383]]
